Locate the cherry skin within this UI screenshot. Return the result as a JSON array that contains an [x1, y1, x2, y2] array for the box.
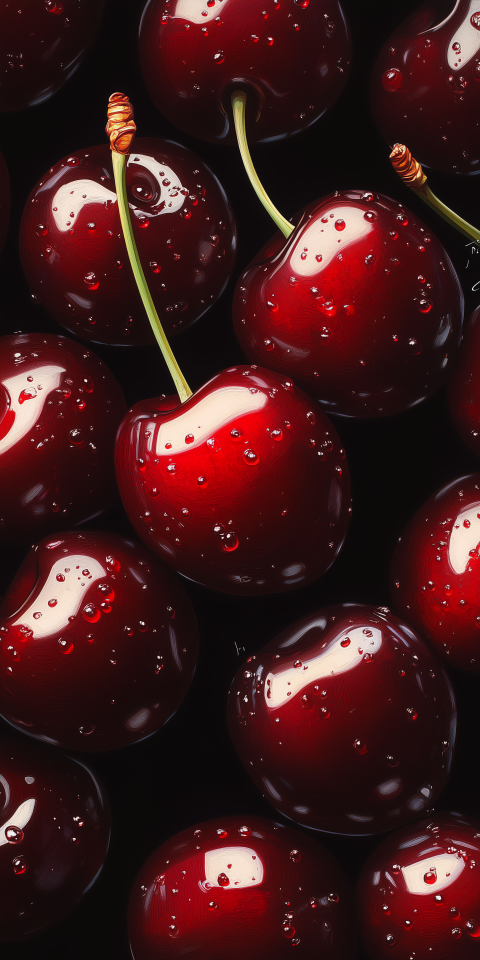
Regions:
[[19, 139, 236, 345], [356, 812, 480, 958], [128, 814, 357, 959], [0, 530, 199, 751], [0, 1, 104, 112], [0, 736, 110, 941], [227, 604, 456, 835], [233, 190, 464, 418], [371, 0, 480, 176], [0, 332, 126, 544], [448, 305, 480, 457], [138, 0, 351, 145], [115, 365, 351, 596], [0, 150, 10, 255]]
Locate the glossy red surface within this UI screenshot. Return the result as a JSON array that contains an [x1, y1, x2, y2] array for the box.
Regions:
[[233, 191, 464, 418], [227, 604, 456, 835], [356, 812, 480, 958], [0, 333, 126, 544], [128, 814, 357, 959], [371, 0, 480, 176], [448, 305, 480, 457], [19, 139, 236, 345], [0, 1, 104, 112], [0, 531, 199, 751], [0, 736, 110, 941], [391, 472, 480, 673], [115, 365, 352, 595], [0, 150, 10, 254], [138, 0, 351, 145]]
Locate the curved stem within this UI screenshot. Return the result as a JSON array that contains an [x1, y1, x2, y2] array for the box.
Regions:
[[111, 150, 192, 403], [418, 182, 480, 245], [231, 91, 294, 239]]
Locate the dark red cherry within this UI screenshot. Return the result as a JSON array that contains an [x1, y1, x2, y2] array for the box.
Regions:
[[0, 736, 110, 941], [391, 472, 480, 673], [448, 305, 480, 457], [227, 604, 456, 835], [128, 815, 357, 959], [19, 139, 236, 344], [233, 190, 464, 417], [371, 1, 480, 176], [138, 0, 351, 145], [115, 365, 351, 595], [356, 812, 480, 959], [0, 333, 126, 544], [0, 530, 199, 751], [0, 1, 104, 112], [0, 150, 10, 254]]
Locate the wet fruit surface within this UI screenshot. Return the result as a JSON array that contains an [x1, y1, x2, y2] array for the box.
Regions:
[[448, 305, 480, 457], [228, 604, 456, 834], [128, 814, 357, 959]]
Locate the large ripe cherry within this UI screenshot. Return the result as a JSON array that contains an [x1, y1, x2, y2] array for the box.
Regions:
[[391, 472, 480, 673], [0, 736, 110, 941], [356, 812, 480, 958], [0, 530, 199, 751], [19, 139, 236, 345], [227, 604, 456, 835], [448, 305, 480, 457], [128, 814, 357, 959], [0, 150, 10, 255], [233, 190, 464, 417], [138, 0, 351, 145], [115, 365, 351, 595], [371, 0, 480, 176], [0, 332, 126, 544]]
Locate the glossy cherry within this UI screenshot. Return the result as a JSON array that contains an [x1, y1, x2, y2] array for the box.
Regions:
[[138, 0, 351, 145], [0, 333, 126, 544], [0, 736, 110, 941], [0, 1, 104, 112], [0, 150, 10, 255], [233, 190, 464, 417], [128, 814, 357, 959], [448, 305, 480, 457], [20, 139, 236, 345], [227, 604, 456, 835], [115, 365, 351, 595], [356, 812, 480, 958]]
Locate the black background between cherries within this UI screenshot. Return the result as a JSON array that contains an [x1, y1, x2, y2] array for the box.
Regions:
[[1, 1, 479, 957]]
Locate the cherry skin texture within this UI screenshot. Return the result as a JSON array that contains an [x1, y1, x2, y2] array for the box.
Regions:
[[128, 815, 357, 959], [0, 1, 104, 112], [391, 472, 480, 673], [0, 531, 199, 751], [0, 333, 126, 544], [371, 0, 480, 176], [115, 365, 351, 596], [138, 0, 351, 145], [227, 604, 456, 835], [233, 191, 464, 418], [0, 736, 110, 941], [0, 150, 10, 254], [448, 305, 480, 457], [20, 139, 236, 345], [356, 812, 480, 958]]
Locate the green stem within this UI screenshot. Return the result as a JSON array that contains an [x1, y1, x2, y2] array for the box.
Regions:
[[231, 91, 294, 239], [111, 150, 192, 403], [417, 182, 480, 245]]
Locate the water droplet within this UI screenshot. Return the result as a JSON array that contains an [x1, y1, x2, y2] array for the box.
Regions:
[[83, 272, 99, 290], [407, 707, 418, 721], [264, 339, 274, 350], [106, 556, 121, 572], [466, 920, 480, 937], [382, 68, 403, 91], [5, 826, 24, 844], [452, 41, 461, 53], [424, 868, 437, 885], [335, 219, 345, 232], [472, 12, 480, 29], [68, 428, 84, 446], [82, 604, 100, 623], [45, 0, 64, 12], [341, 638, 351, 648], [197, 476, 208, 487], [243, 448, 259, 465], [290, 849, 301, 862], [79, 724, 94, 736], [385, 934, 396, 947], [35, 224, 48, 237], [271, 428, 283, 441], [364, 211, 377, 222], [266, 299, 279, 313], [283, 923, 296, 938], [328, 892, 339, 903], [86, 222, 96, 233], [58, 638, 73, 654], [208, 901, 218, 911], [419, 299, 432, 313], [12, 857, 27, 875], [185, 433, 195, 444], [212, 50, 224, 63], [451, 927, 462, 938], [216, 828, 228, 838], [238, 825, 251, 837], [217, 872, 230, 886]]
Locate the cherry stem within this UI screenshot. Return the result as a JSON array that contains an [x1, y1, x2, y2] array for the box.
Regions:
[[231, 91, 294, 239]]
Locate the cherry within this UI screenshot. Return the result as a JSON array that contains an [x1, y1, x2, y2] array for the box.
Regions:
[[0, 736, 110, 941], [19, 138, 236, 345], [0, 332, 126, 544], [356, 812, 480, 958], [128, 814, 357, 959], [0, 150, 10, 255], [448, 305, 480, 457], [371, 0, 480, 176], [227, 604, 456, 835], [0, 1, 105, 112], [138, 0, 351, 145]]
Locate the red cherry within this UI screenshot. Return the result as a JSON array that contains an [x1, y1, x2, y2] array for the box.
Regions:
[[19, 139, 236, 344], [356, 812, 480, 959], [0, 333, 126, 544], [0, 150, 10, 255], [227, 604, 456, 835], [448, 305, 480, 456], [138, 0, 351, 144], [128, 815, 357, 959], [115, 365, 351, 595], [233, 191, 464, 417], [0, 736, 110, 941]]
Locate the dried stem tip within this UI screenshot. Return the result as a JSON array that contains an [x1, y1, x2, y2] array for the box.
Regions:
[[390, 143, 427, 190], [106, 92, 136, 155]]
